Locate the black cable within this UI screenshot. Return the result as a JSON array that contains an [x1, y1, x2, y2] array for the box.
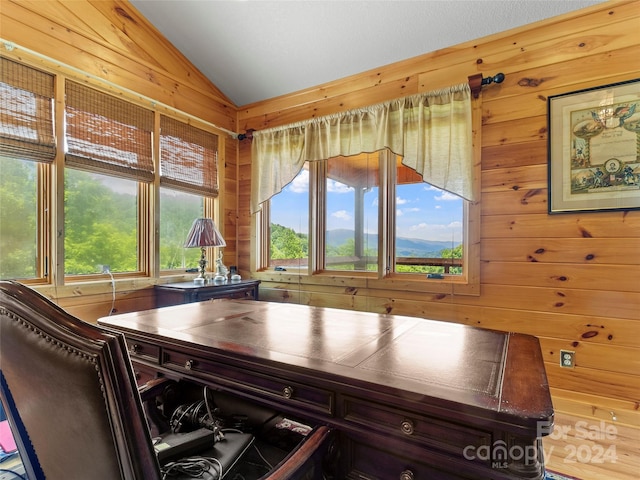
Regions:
[[0, 468, 27, 480], [161, 455, 223, 479]]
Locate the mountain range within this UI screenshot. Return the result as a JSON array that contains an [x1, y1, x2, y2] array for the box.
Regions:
[[326, 229, 460, 257]]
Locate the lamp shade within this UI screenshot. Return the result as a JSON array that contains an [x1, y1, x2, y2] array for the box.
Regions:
[[184, 218, 226, 248]]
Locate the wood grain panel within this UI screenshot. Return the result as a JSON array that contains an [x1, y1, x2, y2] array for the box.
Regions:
[[549, 389, 640, 428], [545, 364, 639, 403], [470, 14, 640, 96], [481, 164, 547, 192], [482, 189, 548, 216], [539, 338, 639, 376], [481, 140, 547, 170], [481, 238, 640, 264], [481, 212, 640, 238], [481, 261, 640, 292], [482, 115, 547, 147], [481, 45, 640, 107]]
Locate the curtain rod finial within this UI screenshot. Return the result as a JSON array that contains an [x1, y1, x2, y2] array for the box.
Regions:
[[468, 72, 505, 98], [237, 129, 255, 141]]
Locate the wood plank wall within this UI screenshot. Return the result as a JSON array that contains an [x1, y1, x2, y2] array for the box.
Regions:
[[235, 0, 640, 466], [1, 1, 639, 477]]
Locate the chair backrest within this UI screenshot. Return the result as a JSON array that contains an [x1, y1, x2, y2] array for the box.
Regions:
[[0, 281, 161, 480]]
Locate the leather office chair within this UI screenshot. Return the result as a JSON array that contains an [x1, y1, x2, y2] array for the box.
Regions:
[[0, 281, 333, 480]]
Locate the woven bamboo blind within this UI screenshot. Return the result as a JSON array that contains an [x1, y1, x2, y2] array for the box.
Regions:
[[0, 57, 56, 163], [65, 81, 154, 182], [159, 115, 218, 197]]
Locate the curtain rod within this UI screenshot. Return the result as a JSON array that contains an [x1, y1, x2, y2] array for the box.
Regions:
[[238, 72, 505, 141]]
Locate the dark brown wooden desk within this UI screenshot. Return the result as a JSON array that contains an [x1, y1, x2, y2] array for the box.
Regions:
[[99, 300, 554, 480]]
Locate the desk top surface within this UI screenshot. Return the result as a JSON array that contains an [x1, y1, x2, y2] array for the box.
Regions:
[[99, 300, 553, 426]]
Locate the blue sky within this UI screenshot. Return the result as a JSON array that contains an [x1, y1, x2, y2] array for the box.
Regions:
[[271, 169, 463, 243]]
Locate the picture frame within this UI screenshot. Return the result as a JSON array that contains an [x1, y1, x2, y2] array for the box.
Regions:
[[547, 78, 640, 214]]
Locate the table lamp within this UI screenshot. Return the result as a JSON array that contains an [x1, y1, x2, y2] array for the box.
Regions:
[[184, 218, 226, 284]]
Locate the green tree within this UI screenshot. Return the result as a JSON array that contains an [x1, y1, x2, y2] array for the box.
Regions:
[[64, 170, 138, 274], [0, 158, 37, 279], [159, 191, 202, 270], [270, 223, 307, 259]]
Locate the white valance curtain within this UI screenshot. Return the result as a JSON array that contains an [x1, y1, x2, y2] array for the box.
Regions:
[[251, 83, 473, 213]]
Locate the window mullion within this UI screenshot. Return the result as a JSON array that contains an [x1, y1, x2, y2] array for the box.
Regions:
[[51, 75, 66, 286], [379, 150, 395, 278], [310, 160, 325, 274], [257, 203, 270, 271]]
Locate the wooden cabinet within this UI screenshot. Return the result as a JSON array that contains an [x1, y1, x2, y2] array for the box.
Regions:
[[154, 280, 260, 307]]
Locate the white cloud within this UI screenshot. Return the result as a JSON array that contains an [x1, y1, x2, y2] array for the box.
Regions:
[[327, 179, 353, 193], [284, 169, 310, 193], [435, 191, 460, 201], [396, 196, 409, 205], [332, 210, 352, 221]]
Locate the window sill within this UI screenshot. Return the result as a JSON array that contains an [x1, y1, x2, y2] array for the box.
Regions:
[[252, 270, 479, 296]]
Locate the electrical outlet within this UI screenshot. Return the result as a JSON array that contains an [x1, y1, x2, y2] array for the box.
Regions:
[[560, 350, 575, 368]]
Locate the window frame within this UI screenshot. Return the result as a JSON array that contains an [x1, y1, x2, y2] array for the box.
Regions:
[[254, 141, 480, 296], [0, 52, 225, 288]]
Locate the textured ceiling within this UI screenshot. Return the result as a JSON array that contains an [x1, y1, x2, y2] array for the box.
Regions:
[[128, 0, 605, 107]]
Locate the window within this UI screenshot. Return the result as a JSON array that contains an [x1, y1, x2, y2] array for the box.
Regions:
[[159, 188, 203, 270], [158, 115, 219, 274], [0, 158, 42, 280], [64, 170, 139, 275], [1, 54, 224, 285], [394, 158, 463, 275], [0, 57, 55, 282], [325, 155, 378, 272], [261, 149, 477, 293], [64, 81, 154, 277], [269, 163, 309, 270], [252, 83, 478, 293]]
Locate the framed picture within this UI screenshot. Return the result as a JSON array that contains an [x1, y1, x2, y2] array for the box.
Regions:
[[548, 78, 640, 213]]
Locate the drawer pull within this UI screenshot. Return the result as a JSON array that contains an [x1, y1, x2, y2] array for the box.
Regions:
[[400, 420, 415, 435], [400, 470, 414, 480], [184, 359, 194, 370], [130, 344, 140, 355], [282, 386, 294, 399]]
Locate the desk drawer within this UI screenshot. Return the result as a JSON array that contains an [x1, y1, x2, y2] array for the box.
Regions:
[[196, 287, 255, 301], [126, 339, 161, 363], [162, 348, 333, 416], [346, 436, 473, 480], [342, 396, 491, 459]]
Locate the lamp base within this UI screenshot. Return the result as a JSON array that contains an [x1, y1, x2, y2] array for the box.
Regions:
[[213, 274, 227, 284]]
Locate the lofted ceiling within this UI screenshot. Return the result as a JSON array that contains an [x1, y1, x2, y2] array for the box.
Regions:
[[128, 0, 606, 107]]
